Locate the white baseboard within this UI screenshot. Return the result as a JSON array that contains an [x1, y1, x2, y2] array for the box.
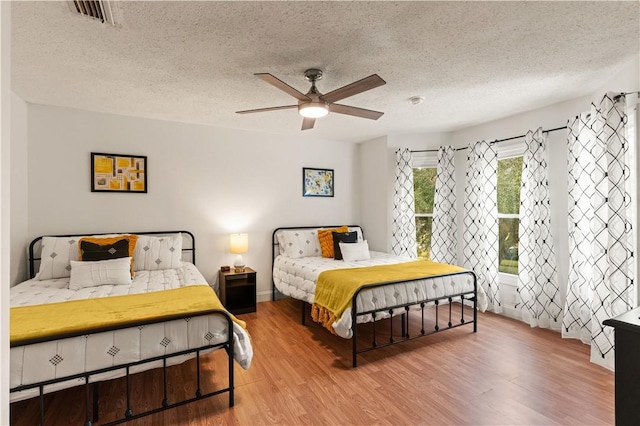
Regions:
[[500, 304, 522, 321], [257, 290, 272, 303]]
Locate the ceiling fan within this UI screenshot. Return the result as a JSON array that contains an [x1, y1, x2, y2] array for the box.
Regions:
[[236, 69, 386, 130]]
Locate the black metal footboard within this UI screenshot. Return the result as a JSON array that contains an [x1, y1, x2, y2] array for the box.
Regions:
[[10, 309, 235, 426], [350, 271, 478, 367]]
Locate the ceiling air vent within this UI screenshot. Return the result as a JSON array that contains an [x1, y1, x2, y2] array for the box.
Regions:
[[69, 1, 114, 25]]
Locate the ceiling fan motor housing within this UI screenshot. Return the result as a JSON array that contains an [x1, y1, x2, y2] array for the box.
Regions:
[[299, 69, 329, 117], [304, 68, 323, 83]]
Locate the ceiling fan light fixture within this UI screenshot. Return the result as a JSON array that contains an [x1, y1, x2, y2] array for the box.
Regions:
[[237, 71, 386, 130], [298, 102, 329, 118]]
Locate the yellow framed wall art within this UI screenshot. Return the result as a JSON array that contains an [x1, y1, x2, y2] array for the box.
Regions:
[[91, 153, 147, 193]]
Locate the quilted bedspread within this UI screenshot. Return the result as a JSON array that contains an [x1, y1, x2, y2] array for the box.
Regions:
[[273, 252, 488, 338], [11, 262, 207, 306], [311, 260, 468, 334]]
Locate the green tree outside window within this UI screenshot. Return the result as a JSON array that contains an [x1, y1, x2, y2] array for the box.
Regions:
[[497, 156, 523, 275], [414, 157, 522, 270], [414, 167, 437, 259]]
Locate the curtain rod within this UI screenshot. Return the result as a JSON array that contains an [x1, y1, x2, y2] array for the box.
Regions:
[[411, 126, 568, 153], [615, 91, 640, 99]]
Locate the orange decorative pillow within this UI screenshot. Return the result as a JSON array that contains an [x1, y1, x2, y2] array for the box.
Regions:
[[317, 226, 349, 258]]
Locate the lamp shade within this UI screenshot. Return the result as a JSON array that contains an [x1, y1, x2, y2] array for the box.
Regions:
[[230, 233, 249, 254]]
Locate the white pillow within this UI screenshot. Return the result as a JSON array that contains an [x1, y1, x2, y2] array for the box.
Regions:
[[133, 234, 182, 271], [280, 229, 322, 258], [36, 234, 124, 280], [339, 240, 371, 262], [69, 257, 133, 290]]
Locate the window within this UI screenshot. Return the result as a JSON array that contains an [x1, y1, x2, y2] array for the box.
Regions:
[[414, 167, 437, 259], [497, 156, 523, 275]]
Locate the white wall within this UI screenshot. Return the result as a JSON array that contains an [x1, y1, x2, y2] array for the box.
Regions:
[[1, 1, 11, 421], [21, 104, 360, 301], [10, 92, 27, 286], [358, 136, 389, 252]]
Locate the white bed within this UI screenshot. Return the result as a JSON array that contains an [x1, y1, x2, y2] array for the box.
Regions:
[[274, 251, 487, 338], [10, 262, 252, 402], [10, 231, 253, 424], [272, 226, 487, 366]]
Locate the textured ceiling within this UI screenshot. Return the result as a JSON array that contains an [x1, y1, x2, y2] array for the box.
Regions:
[[11, 1, 640, 142]]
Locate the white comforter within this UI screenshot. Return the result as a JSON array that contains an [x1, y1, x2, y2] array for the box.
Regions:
[[11, 262, 210, 305], [273, 252, 488, 338], [10, 262, 252, 402]]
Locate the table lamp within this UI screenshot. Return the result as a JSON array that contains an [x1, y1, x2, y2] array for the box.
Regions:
[[230, 233, 248, 272]]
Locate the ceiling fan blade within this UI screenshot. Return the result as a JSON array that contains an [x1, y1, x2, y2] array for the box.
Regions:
[[320, 74, 386, 104], [236, 105, 297, 114], [329, 103, 384, 120], [256, 73, 311, 102], [301, 117, 316, 130]]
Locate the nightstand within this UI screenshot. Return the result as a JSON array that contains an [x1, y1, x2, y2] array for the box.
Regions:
[[219, 267, 256, 315]]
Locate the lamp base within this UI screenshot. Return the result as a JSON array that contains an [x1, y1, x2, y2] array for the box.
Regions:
[[233, 254, 245, 273]]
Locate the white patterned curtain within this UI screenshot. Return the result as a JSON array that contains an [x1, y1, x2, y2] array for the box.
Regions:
[[431, 146, 457, 264], [563, 93, 634, 370], [392, 148, 417, 258], [463, 141, 500, 312], [517, 128, 561, 329]]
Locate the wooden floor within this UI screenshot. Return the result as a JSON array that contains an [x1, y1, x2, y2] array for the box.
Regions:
[[12, 298, 614, 425]]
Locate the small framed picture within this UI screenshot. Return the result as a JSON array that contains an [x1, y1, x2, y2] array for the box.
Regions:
[[303, 167, 334, 197], [91, 153, 147, 193]]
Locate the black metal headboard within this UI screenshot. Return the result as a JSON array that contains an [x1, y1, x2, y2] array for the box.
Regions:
[[28, 230, 196, 279], [271, 225, 363, 301]]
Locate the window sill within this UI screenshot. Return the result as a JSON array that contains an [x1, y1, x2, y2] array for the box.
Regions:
[[499, 272, 518, 287]]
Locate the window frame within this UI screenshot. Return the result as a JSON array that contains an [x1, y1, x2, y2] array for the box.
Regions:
[[414, 211, 433, 221], [496, 141, 525, 282], [412, 152, 438, 260]]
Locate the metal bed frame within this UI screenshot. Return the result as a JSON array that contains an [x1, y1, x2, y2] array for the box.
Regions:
[[11, 231, 235, 426], [272, 225, 478, 367]]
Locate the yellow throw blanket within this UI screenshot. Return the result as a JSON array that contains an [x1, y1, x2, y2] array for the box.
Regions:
[[11, 286, 245, 345], [311, 260, 467, 334]]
